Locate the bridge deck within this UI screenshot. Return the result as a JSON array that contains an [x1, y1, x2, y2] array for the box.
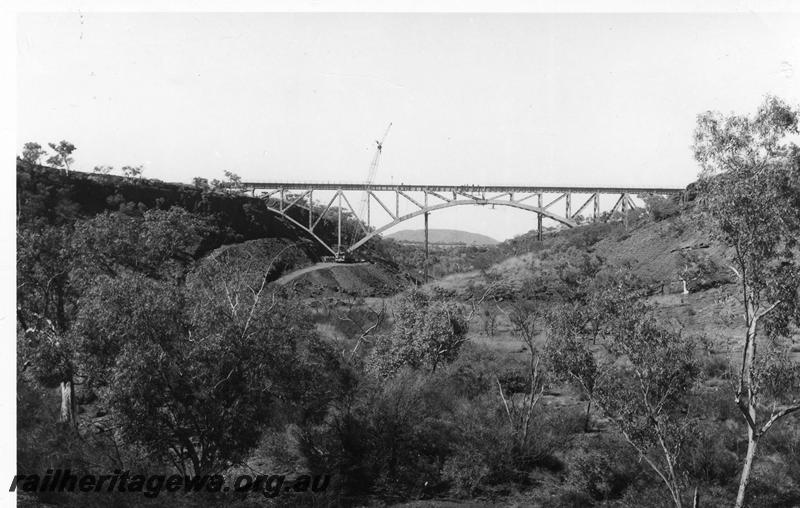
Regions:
[[240, 182, 685, 194]]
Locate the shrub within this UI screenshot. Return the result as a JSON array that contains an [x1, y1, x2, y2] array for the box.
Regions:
[[702, 354, 732, 379], [441, 442, 492, 498], [366, 290, 468, 377], [697, 387, 740, 422], [441, 394, 521, 492], [641, 194, 681, 221], [566, 435, 641, 502], [682, 421, 739, 486], [541, 489, 595, 508], [299, 368, 460, 501]]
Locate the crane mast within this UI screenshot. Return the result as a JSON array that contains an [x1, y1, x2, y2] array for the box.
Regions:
[[363, 122, 392, 193], [351, 123, 391, 243]]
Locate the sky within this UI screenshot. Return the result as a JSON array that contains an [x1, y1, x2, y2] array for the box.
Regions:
[[15, 11, 800, 240]]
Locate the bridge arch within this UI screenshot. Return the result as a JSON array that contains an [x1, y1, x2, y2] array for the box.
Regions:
[[266, 198, 579, 256], [346, 198, 576, 252]]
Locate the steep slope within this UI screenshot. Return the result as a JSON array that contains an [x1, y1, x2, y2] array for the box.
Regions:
[[431, 211, 732, 299]]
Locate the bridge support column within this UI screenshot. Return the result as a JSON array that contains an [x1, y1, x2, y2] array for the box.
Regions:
[[537, 193, 543, 241], [622, 193, 628, 230], [424, 211, 429, 283], [566, 193, 572, 219], [593, 194, 600, 221], [337, 191, 342, 259], [308, 190, 313, 229]]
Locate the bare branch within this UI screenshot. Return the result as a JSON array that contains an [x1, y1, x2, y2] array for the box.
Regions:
[[760, 403, 800, 435], [496, 376, 514, 428], [348, 304, 386, 362], [755, 300, 782, 321]]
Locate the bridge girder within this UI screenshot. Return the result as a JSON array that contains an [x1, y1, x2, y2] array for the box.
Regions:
[[243, 182, 684, 195]]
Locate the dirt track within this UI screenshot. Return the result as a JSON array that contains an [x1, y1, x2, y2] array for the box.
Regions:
[[273, 261, 410, 296], [274, 262, 370, 285]]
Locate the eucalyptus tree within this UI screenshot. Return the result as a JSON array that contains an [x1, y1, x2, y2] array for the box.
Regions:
[[21, 142, 47, 164], [17, 207, 202, 427], [71, 215, 343, 474], [693, 95, 800, 507], [545, 274, 703, 508], [595, 302, 701, 508], [46, 140, 76, 172], [367, 289, 468, 377]]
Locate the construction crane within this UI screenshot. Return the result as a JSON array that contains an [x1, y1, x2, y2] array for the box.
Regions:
[[364, 122, 392, 193], [349, 123, 392, 244]]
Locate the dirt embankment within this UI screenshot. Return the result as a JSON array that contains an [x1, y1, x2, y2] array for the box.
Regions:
[[274, 261, 414, 297]]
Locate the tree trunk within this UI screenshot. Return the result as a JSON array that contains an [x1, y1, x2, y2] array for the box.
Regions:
[[735, 428, 758, 508], [734, 309, 759, 508], [673, 489, 684, 508], [59, 379, 76, 427], [584, 398, 592, 432], [665, 457, 683, 508]]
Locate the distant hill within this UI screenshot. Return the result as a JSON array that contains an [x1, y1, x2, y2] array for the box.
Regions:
[[387, 229, 498, 245]]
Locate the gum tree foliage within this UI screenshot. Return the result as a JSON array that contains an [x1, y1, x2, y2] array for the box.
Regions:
[[545, 275, 702, 508], [46, 141, 76, 172], [544, 269, 661, 435], [515, 248, 603, 305], [17, 162, 84, 425], [224, 170, 242, 185], [73, 222, 343, 475], [121, 165, 143, 178], [693, 95, 800, 508], [21, 142, 47, 164], [550, 249, 604, 302], [210, 170, 243, 193], [367, 289, 468, 377], [91, 165, 144, 177], [92, 165, 113, 175], [77, 272, 341, 475], [639, 193, 681, 221], [581, 267, 650, 343], [193, 177, 211, 190], [595, 305, 701, 508], [70, 207, 203, 280], [544, 303, 604, 432], [17, 207, 203, 426]]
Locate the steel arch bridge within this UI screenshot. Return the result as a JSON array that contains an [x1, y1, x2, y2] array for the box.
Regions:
[[240, 182, 684, 259]]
